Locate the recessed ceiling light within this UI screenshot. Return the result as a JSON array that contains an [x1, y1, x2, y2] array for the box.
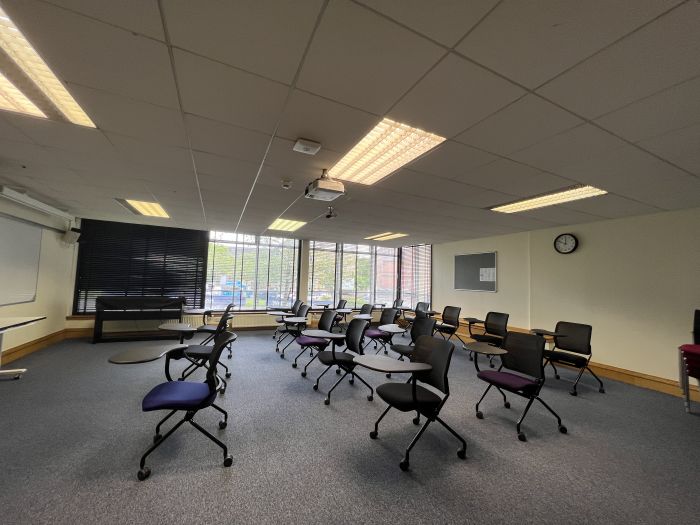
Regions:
[[328, 117, 445, 185], [0, 6, 95, 127], [268, 218, 306, 231], [0, 71, 46, 118], [117, 198, 170, 218], [367, 232, 408, 241], [364, 232, 393, 240], [491, 185, 608, 213]]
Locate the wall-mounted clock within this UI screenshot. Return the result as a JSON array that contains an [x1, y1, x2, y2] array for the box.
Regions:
[[554, 233, 578, 254]]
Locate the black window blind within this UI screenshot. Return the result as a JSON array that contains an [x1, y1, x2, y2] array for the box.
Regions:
[[73, 219, 208, 313]]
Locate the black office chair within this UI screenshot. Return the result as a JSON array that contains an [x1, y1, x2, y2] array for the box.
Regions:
[[370, 335, 467, 471], [545, 321, 605, 396], [392, 298, 404, 308], [364, 308, 400, 354], [273, 299, 303, 340], [137, 330, 236, 480], [313, 318, 373, 405], [197, 303, 234, 356], [276, 304, 310, 357], [332, 299, 348, 330], [292, 308, 336, 370], [404, 302, 429, 325], [358, 303, 373, 315], [391, 317, 437, 361], [434, 306, 464, 344], [475, 331, 567, 442], [471, 312, 509, 367], [179, 313, 235, 392]]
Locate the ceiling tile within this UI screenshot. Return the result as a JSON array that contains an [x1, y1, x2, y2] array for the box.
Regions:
[[174, 50, 288, 133], [510, 124, 627, 172], [357, 0, 499, 47], [296, 0, 444, 114], [0, 115, 35, 143], [454, 94, 583, 155], [517, 206, 604, 225], [163, 0, 323, 84], [2, 0, 179, 108], [537, 2, 700, 118], [105, 132, 192, 171], [185, 115, 270, 163], [276, 90, 378, 154], [44, 0, 165, 40], [595, 76, 700, 143], [408, 140, 496, 179], [457, 0, 681, 88], [192, 151, 261, 181], [638, 124, 700, 175], [389, 54, 524, 137], [458, 159, 575, 197], [561, 193, 660, 218]]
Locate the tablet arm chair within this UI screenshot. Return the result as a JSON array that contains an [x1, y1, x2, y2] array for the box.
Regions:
[[359, 303, 373, 316], [332, 299, 348, 330], [434, 306, 463, 344], [272, 299, 303, 340], [471, 312, 509, 367], [370, 335, 467, 471], [292, 308, 336, 370], [197, 303, 233, 351], [137, 330, 237, 481], [276, 304, 310, 357], [313, 318, 372, 405], [364, 308, 400, 354], [179, 313, 235, 392], [545, 321, 604, 396], [392, 298, 404, 308], [476, 331, 567, 442], [404, 302, 429, 326], [391, 317, 437, 361]]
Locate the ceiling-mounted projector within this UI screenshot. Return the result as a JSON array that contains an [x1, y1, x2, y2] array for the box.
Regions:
[[304, 169, 344, 201]]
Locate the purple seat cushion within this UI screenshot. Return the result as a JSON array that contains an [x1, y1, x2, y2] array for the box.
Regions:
[[477, 370, 539, 394], [296, 335, 329, 347], [680, 344, 700, 356], [365, 328, 391, 339], [142, 382, 214, 411]]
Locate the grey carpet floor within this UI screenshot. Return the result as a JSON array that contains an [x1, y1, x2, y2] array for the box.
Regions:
[[1, 331, 699, 525]]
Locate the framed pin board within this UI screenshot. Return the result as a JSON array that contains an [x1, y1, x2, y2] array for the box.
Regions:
[[454, 252, 497, 292]]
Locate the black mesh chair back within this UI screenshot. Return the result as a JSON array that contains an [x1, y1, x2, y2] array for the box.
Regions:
[[693, 310, 699, 344], [206, 331, 236, 389], [345, 318, 369, 354], [442, 306, 461, 326], [318, 309, 336, 332], [290, 299, 303, 315], [554, 321, 591, 354], [414, 302, 429, 319], [485, 312, 509, 337], [296, 304, 311, 319], [411, 335, 454, 395], [359, 303, 373, 315], [501, 332, 545, 380], [393, 298, 404, 308], [411, 317, 436, 344], [213, 313, 233, 334], [336, 299, 347, 309], [379, 308, 399, 325]]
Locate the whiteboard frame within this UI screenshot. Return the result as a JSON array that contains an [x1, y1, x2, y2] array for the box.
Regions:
[[454, 251, 498, 293]]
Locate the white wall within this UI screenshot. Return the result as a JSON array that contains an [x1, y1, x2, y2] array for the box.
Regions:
[[0, 200, 76, 351], [433, 207, 700, 381]]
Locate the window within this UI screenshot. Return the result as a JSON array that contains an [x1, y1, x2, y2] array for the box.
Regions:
[[73, 219, 208, 314], [308, 242, 398, 309], [400, 244, 432, 308], [206, 232, 299, 310]]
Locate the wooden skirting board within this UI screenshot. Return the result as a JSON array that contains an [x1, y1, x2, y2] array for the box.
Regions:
[[4, 322, 698, 402]]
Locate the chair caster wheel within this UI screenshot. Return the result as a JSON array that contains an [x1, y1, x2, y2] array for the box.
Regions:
[[476, 411, 483, 419], [312, 384, 318, 391], [457, 449, 466, 460], [504, 402, 510, 409], [223, 455, 233, 467], [292, 363, 297, 369], [336, 369, 341, 375], [399, 460, 409, 471], [324, 398, 330, 405], [225, 373, 231, 378], [412, 417, 420, 425], [599, 388, 605, 393], [386, 373, 391, 378], [137, 467, 151, 481], [177, 378, 184, 381], [301, 372, 306, 377], [517, 432, 527, 442], [349, 379, 354, 385], [227, 355, 232, 359], [559, 425, 567, 434], [367, 395, 373, 401], [153, 434, 162, 444], [369, 431, 378, 439], [219, 389, 226, 395], [569, 390, 577, 396], [384, 350, 388, 354], [280, 354, 284, 359], [555, 374, 560, 380], [489, 363, 495, 368], [219, 420, 227, 429]]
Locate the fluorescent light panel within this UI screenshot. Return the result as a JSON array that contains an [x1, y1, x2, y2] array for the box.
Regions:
[[0, 7, 95, 127], [365, 232, 408, 241], [123, 199, 169, 218], [328, 118, 446, 185], [0, 71, 45, 117], [268, 218, 306, 232], [491, 185, 608, 213]]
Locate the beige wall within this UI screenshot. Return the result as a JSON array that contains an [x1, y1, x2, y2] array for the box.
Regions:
[[433, 207, 700, 381], [0, 200, 76, 351]]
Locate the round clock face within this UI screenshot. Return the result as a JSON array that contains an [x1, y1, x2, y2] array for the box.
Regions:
[[554, 233, 578, 254]]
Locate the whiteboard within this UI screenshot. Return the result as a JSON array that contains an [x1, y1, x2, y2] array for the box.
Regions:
[[454, 252, 497, 292], [0, 215, 42, 306]]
